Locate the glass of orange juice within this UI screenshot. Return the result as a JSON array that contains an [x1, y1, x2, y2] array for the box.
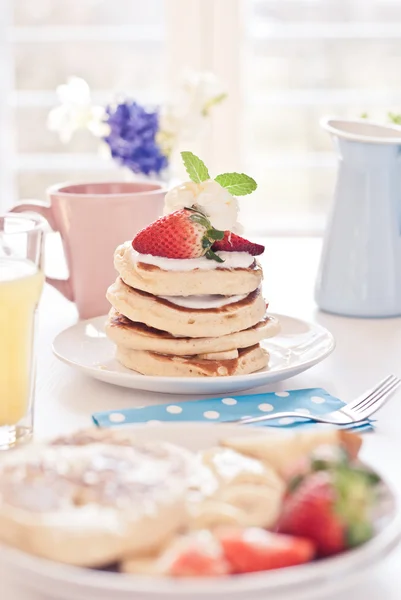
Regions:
[[0, 214, 45, 449]]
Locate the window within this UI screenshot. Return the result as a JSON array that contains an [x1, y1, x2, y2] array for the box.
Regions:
[[2, 0, 401, 234], [239, 0, 401, 233], [2, 0, 167, 208]]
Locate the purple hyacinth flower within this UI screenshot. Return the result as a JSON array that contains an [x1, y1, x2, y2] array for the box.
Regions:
[[104, 100, 168, 176]]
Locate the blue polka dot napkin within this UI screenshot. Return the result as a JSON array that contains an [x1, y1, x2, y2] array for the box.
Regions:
[[92, 388, 373, 432]]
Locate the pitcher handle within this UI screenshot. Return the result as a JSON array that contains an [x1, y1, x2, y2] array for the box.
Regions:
[[9, 201, 74, 302]]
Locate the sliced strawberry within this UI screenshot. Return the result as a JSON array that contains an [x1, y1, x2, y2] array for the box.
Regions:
[[217, 528, 315, 573], [212, 231, 265, 255], [132, 208, 224, 261], [278, 467, 379, 557], [165, 533, 231, 577], [168, 547, 230, 577]]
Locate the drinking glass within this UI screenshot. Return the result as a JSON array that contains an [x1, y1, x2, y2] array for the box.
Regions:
[[0, 214, 45, 449]]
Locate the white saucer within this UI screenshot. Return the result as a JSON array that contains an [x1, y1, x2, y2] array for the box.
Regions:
[[1, 423, 400, 600], [52, 313, 335, 395]]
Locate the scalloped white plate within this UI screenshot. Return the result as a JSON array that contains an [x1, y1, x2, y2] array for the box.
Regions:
[[52, 313, 335, 395], [1, 423, 400, 600]]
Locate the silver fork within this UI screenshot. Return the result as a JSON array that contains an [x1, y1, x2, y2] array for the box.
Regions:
[[229, 374, 401, 426]]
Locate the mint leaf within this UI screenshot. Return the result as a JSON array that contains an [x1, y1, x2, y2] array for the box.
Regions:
[[215, 172, 257, 196], [181, 151, 210, 183]]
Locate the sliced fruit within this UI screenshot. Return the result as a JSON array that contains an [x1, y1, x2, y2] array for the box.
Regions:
[[212, 231, 265, 255], [217, 527, 315, 573], [164, 532, 231, 577]]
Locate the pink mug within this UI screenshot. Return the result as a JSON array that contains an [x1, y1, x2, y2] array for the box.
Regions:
[[10, 181, 166, 319]]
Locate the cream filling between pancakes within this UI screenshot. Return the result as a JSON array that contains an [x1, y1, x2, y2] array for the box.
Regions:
[[159, 293, 249, 310], [130, 247, 254, 271]]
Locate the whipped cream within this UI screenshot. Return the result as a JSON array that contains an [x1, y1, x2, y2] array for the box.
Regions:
[[164, 180, 239, 231], [132, 248, 254, 271], [159, 293, 248, 310]]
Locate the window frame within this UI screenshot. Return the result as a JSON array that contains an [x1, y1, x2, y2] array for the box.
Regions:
[[4, 0, 399, 237]]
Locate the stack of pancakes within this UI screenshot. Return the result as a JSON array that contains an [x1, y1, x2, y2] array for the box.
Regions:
[[105, 242, 280, 377]]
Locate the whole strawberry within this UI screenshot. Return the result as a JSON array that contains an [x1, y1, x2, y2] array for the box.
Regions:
[[132, 208, 224, 261], [212, 231, 264, 255], [278, 466, 379, 557]]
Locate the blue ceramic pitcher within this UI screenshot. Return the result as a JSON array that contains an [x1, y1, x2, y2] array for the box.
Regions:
[[315, 117, 401, 318]]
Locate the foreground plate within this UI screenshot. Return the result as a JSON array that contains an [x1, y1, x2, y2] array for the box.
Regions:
[[0, 423, 400, 600], [52, 313, 335, 395]]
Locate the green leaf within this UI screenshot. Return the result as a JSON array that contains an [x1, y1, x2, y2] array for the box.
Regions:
[[185, 205, 207, 217], [181, 151, 210, 183], [287, 474, 305, 494], [201, 92, 228, 117], [388, 111, 401, 125], [190, 213, 210, 228], [202, 238, 212, 249], [215, 172, 257, 196], [346, 521, 373, 548], [207, 228, 224, 241], [205, 249, 224, 263]]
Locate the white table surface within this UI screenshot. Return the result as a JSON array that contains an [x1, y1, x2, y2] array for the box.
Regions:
[[3, 236, 401, 600]]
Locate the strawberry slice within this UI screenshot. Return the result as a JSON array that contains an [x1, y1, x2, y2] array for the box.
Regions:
[[164, 532, 231, 577], [212, 232, 264, 255], [132, 208, 224, 261], [217, 528, 315, 573], [278, 466, 380, 557], [168, 547, 230, 577]]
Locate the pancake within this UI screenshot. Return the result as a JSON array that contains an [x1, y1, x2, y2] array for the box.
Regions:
[[106, 277, 267, 338], [114, 242, 263, 297], [0, 443, 191, 566], [115, 344, 269, 377], [105, 309, 280, 355]]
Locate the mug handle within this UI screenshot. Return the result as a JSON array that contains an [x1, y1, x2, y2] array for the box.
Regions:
[[9, 201, 74, 302]]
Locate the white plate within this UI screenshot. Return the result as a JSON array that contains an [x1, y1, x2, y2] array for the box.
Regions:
[[1, 423, 400, 600], [52, 313, 335, 395]]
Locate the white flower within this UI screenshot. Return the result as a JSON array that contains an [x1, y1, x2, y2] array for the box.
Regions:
[[57, 76, 91, 105], [158, 70, 227, 156], [47, 76, 109, 143], [164, 180, 239, 231]]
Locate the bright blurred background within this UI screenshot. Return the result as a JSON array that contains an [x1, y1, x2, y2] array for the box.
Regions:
[[2, 0, 401, 233]]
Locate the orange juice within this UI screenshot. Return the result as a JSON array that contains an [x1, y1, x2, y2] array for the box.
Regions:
[[0, 258, 44, 425]]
